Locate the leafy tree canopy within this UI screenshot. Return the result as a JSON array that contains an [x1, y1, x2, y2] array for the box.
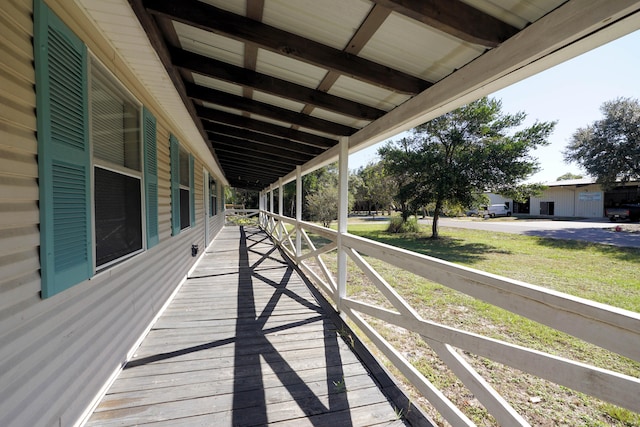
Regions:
[[379, 97, 555, 238], [226, 187, 258, 208], [351, 162, 395, 214], [556, 173, 584, 181], [305, 164, 353, 227], [564, 97, 640, 189]]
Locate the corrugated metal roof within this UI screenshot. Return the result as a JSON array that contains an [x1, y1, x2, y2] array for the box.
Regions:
[[255, 49, 328, 89], [359, 12, 486, 81], [77, 0, 640, 190], [544, 178, 597, 186], [262, 0, 372, 50]]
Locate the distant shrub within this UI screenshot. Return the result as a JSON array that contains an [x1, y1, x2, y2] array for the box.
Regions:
[[226, 216, 258, 226], [387, 217, 420, 233]]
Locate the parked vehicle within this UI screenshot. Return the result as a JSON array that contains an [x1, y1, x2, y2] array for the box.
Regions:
[[481, 204, 512, 218], [605, 204, 640, 222]]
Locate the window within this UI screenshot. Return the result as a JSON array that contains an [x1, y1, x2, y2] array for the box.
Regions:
[[35, 1, 158, 297], [91, 61, 143, 268], [210, 176, 217, 217], [179, 147, 190, 230], [170, 136, 194, 235]]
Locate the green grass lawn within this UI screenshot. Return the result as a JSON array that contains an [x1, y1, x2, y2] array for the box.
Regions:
[[346, 222, 640, 312], [307, 222, 640, 426]]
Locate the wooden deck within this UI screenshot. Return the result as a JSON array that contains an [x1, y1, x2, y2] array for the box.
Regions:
[[86, 226, 412, 426]]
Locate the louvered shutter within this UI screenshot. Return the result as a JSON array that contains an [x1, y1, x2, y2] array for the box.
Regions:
[[143, 108, 159, 248], [35, 1, 92, 298], [189, 154, 195, 226], [170, 134, 180, 235]]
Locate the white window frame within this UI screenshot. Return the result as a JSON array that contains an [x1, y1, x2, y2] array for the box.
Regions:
[[89, 56, 146, 272], [178, 146, 191, 231]]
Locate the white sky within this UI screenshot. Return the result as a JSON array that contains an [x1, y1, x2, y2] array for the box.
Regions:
[[349, 29, 640, 184]]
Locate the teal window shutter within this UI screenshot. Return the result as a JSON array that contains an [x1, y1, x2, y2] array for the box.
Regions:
[[170, 134, 180, 235], [143, 107, 159, 248], [35, 1, 92, 298], [189, 154, 195, 226]]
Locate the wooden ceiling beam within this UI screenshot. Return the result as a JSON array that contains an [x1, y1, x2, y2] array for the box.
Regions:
[[226, 177, 277, 189], [196, 106, 338, 149], [219, 161, 290, 179], [298, 5, 392, 122], [171, 47, 386, 121], [214, 146, 300, 168], [220, 160, 290, 176], [371, 0, 519, 47], [128, 0, 212, 156], [242, 0, 264, 116], [144, 0, 431, 94], [203, 122, 324, 156], [218, 161, 293, 185], [208, 133, 316, 162], [225, 173, 272, 190], [220, 166, 289, 184], [185, 83, 357, 136]]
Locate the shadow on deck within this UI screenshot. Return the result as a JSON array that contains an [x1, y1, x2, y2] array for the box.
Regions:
[[87, 226, 425, 426]]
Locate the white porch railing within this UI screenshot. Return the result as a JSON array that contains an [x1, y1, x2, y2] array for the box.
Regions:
[[253, 209, 640, 426], [224, 208, 260, 225]]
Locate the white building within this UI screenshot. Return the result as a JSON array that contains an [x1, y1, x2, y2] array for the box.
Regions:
[[492, 178, 640, 218], [530, 178, 604, 217]]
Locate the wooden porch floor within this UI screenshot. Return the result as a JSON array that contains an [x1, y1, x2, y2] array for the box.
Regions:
[[86, 226, 410, 426]]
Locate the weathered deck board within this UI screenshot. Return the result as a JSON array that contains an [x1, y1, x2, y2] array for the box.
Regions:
[[86, 226, 409, 426]]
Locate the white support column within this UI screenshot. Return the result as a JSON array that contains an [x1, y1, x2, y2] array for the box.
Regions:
[[295, 166, 302, 258], [278, 178, 284, 217], [259, 191, 265, 227], [258, 191, 262, 224], [337, 136, 349, 312], [269, 188, 274, 214]]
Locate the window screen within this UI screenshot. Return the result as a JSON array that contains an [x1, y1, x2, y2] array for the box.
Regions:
[[94, 167, 142, 266]]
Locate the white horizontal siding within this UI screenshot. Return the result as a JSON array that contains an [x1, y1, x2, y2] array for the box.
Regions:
[[0, 2, 226, 426]]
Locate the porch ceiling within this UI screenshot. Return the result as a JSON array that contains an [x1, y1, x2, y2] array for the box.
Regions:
[[82, 0, 640, 190]]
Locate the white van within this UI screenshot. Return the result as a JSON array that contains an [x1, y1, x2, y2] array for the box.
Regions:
[[481, 204, 511, 218]]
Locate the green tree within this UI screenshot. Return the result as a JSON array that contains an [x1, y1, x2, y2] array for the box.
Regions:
[[379, 137, 424, 221], [564, 97, 640, 189], [305, 165, 353, 227], [380, 97, 555, 238], [351, 162, 395, 215], [556, 173, 583, 181], [226, 187, 258, 208], [499, 183, 547, 203], [302, 164, 338, 221], [306, 185, 339, 227]]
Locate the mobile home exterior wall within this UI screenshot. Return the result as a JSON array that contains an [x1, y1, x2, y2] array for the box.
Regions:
[[0, 1, 224, 425]]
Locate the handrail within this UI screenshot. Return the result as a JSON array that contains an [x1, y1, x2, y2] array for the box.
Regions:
[[257, 209, 640, 424], [225, 208, 260, 217]]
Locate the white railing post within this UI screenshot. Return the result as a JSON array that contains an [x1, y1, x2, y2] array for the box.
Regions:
[[336, 136, 349, 312], [296, 166, 302, 259]]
